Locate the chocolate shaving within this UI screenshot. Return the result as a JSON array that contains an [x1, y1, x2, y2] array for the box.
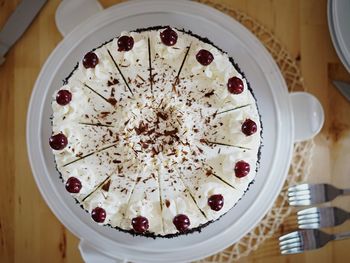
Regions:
[[164, 128, 178, 136], [204, 90, 215, 97], [102, 180, 111, 191], [200, 138, 208, 144], [107, 78, 119, 86], [165, 200, 170, 208], [124, 119, 131, 126], [140, 141, 149, 149], [110, 87, 115, 97], [197, 146, 203, 154], [206, 169, 213, 176], [100, 111, 111, 118], [156, 112, 168, 121], [107, 98, 117, 106], [151, 147, 159, 156], [136, 74, 145, 82], [134, 121, 149, 135], [146, 128, 155, 136]]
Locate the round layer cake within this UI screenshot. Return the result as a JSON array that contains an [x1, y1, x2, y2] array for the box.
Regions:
[[50, 26, 262, 237]]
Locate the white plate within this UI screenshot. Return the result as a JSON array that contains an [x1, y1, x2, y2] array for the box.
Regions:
[[27, 1, 294, 262], [328, 0, 350, 73]]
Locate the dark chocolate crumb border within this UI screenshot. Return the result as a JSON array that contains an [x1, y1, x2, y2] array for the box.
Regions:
[[53, 25, 263, 239]]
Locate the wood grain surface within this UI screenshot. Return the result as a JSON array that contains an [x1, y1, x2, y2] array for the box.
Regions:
[[0, 0, 349, 262]]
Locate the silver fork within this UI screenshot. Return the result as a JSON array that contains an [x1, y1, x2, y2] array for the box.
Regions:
[[279, 229, 350, 254], [288, 183, 350, 206], [297, 206, 350, 229]]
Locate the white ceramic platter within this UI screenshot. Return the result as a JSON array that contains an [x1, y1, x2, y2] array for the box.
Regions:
[[328, 0, 350, 73], [27, 0, 295, 262]]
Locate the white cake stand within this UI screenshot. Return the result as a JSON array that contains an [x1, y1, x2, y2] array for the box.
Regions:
[[27, 1, 324, 262]]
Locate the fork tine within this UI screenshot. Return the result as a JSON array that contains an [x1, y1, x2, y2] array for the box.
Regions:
[[299, 223, 320, 229], [297, 207, 318, 215], [288, 189, 310, 197], [280, 242, 302, 251], [281, 247, 303, 255], [288, 184, 310, 192], [289, 200, 312, 206], [279, 231, 299, 241], [279, 237, 300, 246], [297, 213, 319, 220], [288, 195, 311, 202], [298, 218, 320, 225]]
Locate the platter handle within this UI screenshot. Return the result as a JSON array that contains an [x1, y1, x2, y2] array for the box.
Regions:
[[289, 92, 324, 142], [55, 0, 104, 37], [79, 239, 128, 263]]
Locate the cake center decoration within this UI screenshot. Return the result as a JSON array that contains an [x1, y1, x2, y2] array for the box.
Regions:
[[130, 99, 186, 157]]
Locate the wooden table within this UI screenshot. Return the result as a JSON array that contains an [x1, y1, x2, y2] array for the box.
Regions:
[[1, 0, 349, 262]]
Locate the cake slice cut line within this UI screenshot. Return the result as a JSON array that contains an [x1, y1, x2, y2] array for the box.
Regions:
[[199, 139, 252, 150], [157, 171, 165, 234], [81, 173, 114, 202], [120, 168, 164, 234], [62, 143, 118, 167], [215, 104, 251, 116], [210, 172, 236, 190], [172, 44, 191, 94], [78, 122, 115, 128], [107, 49, 134, 96], [176, 170, 209, 220], [82, 83, 116, 106], [147, 37, 153, 94], [176, 160, 237, 190], [117, 172, 144, 230]]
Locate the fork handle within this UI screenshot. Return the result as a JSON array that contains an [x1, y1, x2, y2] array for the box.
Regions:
[[334, 231, 350, 241], [343, 188, 350, 195]]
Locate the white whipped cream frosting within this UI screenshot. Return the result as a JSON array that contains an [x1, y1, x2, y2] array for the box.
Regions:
[[51, 27, 262, 236]]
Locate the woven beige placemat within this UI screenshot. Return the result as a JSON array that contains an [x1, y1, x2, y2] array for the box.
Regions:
[[194, 1, 314, 262]]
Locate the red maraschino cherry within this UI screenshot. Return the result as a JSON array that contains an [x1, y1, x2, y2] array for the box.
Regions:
[[65, 177, 82, 193], [91, 207, 106, 223], [132, 216, 149, 233], [173, 214, 190, 232], [241, 119, 257, 136], [234, 161, 250, 178], [83, 52, 99, 68], [196, 49, 214, 66], [56, 89, 72, 105], [160, 27, 178, 46], [208, 194, 224, 211], [49, 133, 68, 150], [117, 35, 134, 51], [227, 77, 244, 94]]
